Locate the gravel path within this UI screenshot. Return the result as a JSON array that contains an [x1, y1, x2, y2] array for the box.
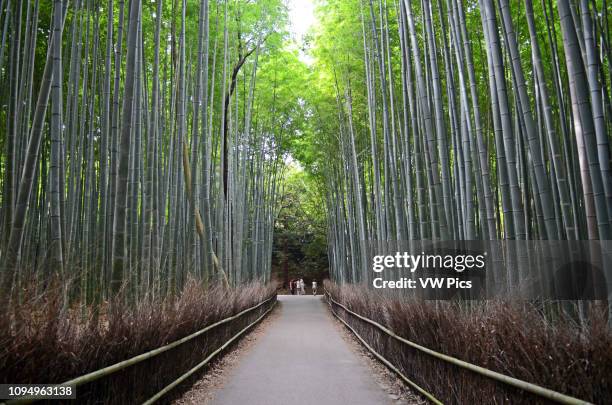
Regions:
[[208, 295, 394, 405]]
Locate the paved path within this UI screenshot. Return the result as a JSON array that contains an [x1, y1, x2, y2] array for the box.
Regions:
[[210, 295, 391, 405]]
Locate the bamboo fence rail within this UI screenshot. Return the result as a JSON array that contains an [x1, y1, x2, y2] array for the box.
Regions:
[[325, 290, 592, 405], [2, 294, 277, 405]]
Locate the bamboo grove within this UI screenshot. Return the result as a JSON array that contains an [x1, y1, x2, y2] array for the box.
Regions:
[[1, 0, 611, 306], [0, 0, 308, 305], [299, 0, 612, 285]]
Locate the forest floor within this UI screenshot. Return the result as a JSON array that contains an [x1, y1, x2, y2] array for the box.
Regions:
[[175, 295, 421, 405]]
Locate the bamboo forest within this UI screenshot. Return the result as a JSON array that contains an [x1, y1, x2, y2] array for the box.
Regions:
[[0, 0, 611, 403]]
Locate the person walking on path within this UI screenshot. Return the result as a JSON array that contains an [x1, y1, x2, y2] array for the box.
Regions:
[[312, 280, 317, 296], [300, 279, 306, 295]]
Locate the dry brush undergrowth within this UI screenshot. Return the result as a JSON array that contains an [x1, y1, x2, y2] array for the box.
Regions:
[[0, 278, 277, 404], [325, 281, 612, 404]]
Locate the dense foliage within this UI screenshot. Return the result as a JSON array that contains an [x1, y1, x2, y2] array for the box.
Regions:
[[0, 0, 311, 306], [291, 0, 612, 285], [271, 167, 328, 287]]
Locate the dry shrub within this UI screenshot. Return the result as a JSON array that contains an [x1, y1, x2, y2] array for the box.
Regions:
[[0, 278, 277, 404], [325, 280, 612, 404]]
